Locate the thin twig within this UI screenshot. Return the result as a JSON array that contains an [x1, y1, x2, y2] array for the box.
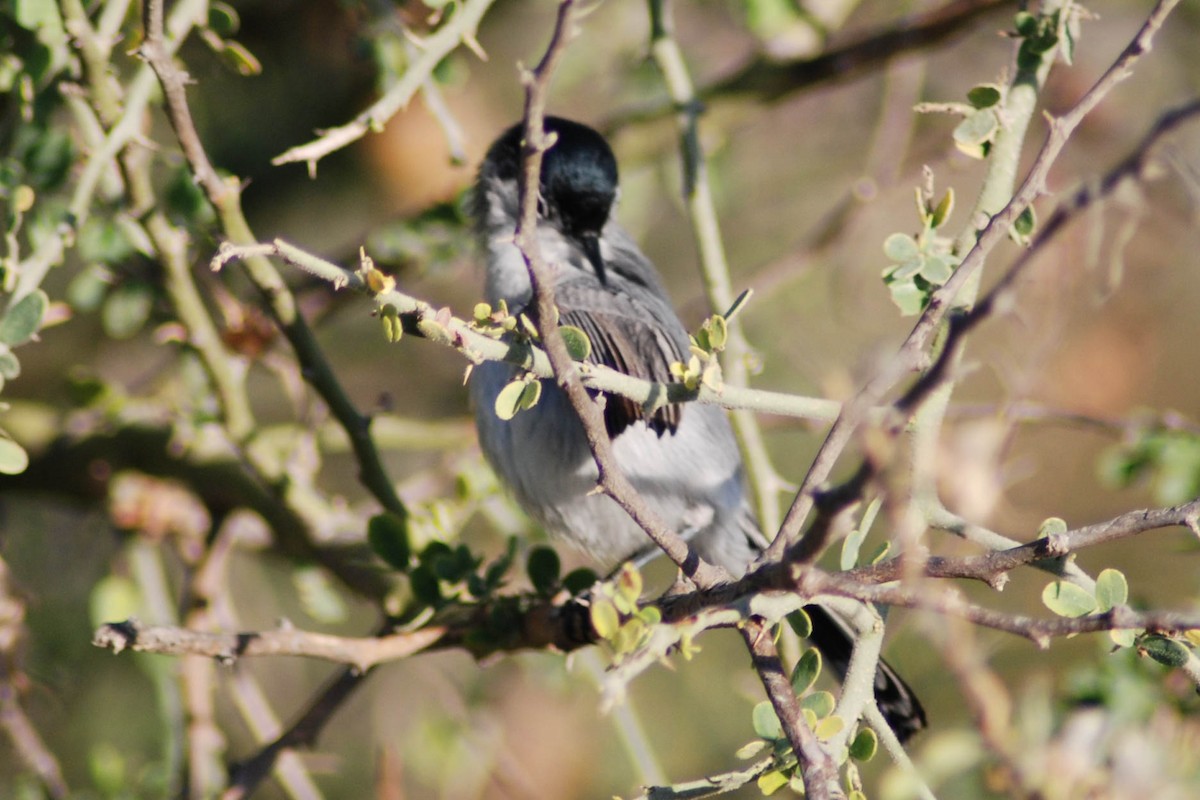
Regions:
[[613, 0, 1010, 126], [140, 0, 411, 528], [510, 0, 726, 588], [769, 0, 1185, 565], [272, 0, 495, 174], [213, 239, 844, 423], [94, 619, 446, 670], [648, 0, 786, 534]]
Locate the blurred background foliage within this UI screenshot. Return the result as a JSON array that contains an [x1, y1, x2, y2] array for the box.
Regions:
[[2, 0, 1200, 798]]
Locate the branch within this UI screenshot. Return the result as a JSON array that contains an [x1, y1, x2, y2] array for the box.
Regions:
[[212, 240, 844, 421], [710, 0, 1011, 101], [0, 558, 67, 799], [140, 0, 411, 532], [511, 1, 727, 587], [223, 667, 366, 800], [93, 619, 446, 671], [770, 0, 1185, 564], [648, 0, 786, 534], [852, 498, 1200, 585], [612, 0, 1011, 127], [271, 0, 496, 173]]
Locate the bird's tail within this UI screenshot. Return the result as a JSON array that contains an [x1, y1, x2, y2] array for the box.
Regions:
[[802, 604, 927, 743], [716, 510, 927, 743]]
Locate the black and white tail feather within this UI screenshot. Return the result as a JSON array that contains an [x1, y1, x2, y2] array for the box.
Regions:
[[469, 117, 926, 742]]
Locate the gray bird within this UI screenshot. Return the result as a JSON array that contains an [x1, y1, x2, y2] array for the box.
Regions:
[[469, 117, 925, 742]]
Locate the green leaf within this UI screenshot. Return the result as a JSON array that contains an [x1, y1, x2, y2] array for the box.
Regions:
[[920, 255, 954, 286], [1013, 205, 1036, 240], [1025, 30, 1059, 55], [889, 257, 925, 282], [89, 575, 141, 627], [703, 315, 728, 351], [165, 165, 216, 226], [930, 188, 955, 228], [23, 128, 74, 191], [800, 690, 835, 719], [757, 770, 789, 796], [616, 564, 643, 606], [78, 217, 136, 265], [790, 647, 822, 695], [562, 567, 598, 595], [207, 2, 241, 36], [1095, 569, 1128, 612], [494, 378, 528, 421], [966, 84, 1002, 109], [293, 565, 348, 624], [841, 523, 867, 570], [883, 233, 919, 262], [66, 264, 113, 312], [519, 379, 541, 411], [381, 306, 403, 343], [409, 566, 441, 606], [1141, 634, 1190, 668], [13, 184, 35, 214], [814, 715, 844, 741], [1042, 581, 1096, 618], [787, 608, 813, 639], [953, 109, 999, 156], [367, 512, 411, 570], [0, 348, 19, 380], [849, 727, 878, 762], [590, 598, 620, 640], [1110, 628, 1137, 648], [218, 40, 262, 77], [0, 437, 29, 475], [752, 700, 783, 740], [867, 541, 891, 565], [734, 739, 768, 760], [1037, 517, 1069, 538], [887, 278, 928, 316], [0, 289, 48, 346], [558, 325, 591, 361], [88, 741, 127, 799], [1014, 11, 1037, 37], [101, 283, 154, 339], [526, 546, 561, 596]]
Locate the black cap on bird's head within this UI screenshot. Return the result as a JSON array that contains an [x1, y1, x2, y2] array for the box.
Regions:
[[482, 117, 618, 282]]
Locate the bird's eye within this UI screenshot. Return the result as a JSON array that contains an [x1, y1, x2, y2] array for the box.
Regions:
[[536, 194, 549, 219]]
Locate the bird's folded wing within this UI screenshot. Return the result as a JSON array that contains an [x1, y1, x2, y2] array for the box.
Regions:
[[556, 280, 688, 437]]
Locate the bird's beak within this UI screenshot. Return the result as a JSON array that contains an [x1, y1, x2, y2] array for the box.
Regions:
[[581, 233, 607, 285]]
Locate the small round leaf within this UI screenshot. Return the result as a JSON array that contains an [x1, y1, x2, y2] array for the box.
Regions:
[[1095, 568, 1128, 613], [558, 325, 591, 361], [526, 546, 561, 596], [0, 289, 48, 346], [966, 84, 1002, 109], [0, 437, 29, 475], [787, 608, 813, 639], [1141, 634, 1190, 668], [494, 378, 528, 421], [367, 512, 411, 570], [849, 727, 878, 762], [883, 233, 919, 262], [1042, 581, 1096, 618], [790, 647, 822, 695], [590, 598, 620, 640], [800, 690, 836, 719], [752, 701, 783, 740]]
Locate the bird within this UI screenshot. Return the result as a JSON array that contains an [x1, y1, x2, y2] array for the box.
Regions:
[[468, 116, 926, 742]]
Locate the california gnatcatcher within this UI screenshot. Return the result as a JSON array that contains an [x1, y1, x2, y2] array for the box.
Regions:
[[469, 117, 925, 741]]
